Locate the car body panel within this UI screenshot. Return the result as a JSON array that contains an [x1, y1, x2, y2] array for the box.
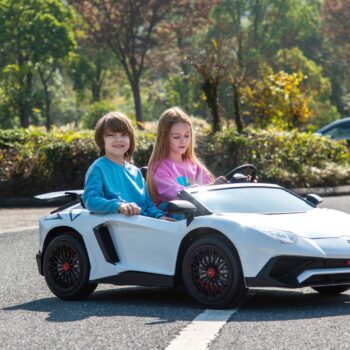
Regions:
[[37, 183, 350, 293]]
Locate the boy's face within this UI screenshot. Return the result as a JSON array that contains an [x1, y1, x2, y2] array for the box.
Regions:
[[104, 130, 130, 162]]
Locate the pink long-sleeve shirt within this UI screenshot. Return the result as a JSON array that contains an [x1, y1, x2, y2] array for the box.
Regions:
[[153, 159, 213, 204]]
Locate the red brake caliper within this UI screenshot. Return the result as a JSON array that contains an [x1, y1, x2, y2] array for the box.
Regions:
[[63, 262, 71, 272], [207, 267, 216, 278]]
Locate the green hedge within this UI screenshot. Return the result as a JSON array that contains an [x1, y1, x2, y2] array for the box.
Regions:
[[199, 127, 350, 188], [0, 127, 349, 197]]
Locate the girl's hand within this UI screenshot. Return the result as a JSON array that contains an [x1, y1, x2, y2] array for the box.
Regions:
[[159, 216, 176, 222], [213, 176, 228, 185], [118, 202, 141, 216]]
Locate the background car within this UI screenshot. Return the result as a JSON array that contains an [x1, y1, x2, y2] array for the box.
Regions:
[[315, 117, 350, 147]]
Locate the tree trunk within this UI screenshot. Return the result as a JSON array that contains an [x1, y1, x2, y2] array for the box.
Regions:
[[19, 72, 33, 128], [131, 80, 144, 129], [91, 82, 101, 102], [232, 82, 244, 134], [202, 80, 221, 132], [45, 93, 51, 131], [39, 70, 52, 130], [19, 101, 29, 128]]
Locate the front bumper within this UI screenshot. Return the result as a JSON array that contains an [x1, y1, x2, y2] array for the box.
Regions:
[[246, 256, 350, 288], [36, 251, 43, 276]]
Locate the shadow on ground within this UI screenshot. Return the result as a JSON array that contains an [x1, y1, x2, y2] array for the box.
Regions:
[[3, 286, 350, 323], [3, 286, 201, 323]]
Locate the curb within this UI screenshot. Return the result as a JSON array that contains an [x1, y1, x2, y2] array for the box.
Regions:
[[0, 197, 70, 208], [292, 185, 350, 197], [1, 186, 350, 208]]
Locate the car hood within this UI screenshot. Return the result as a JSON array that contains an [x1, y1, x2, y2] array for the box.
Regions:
[[219, 208, 350, 239]]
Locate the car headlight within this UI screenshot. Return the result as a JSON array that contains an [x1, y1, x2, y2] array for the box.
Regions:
[[252, 227, 299, 244]]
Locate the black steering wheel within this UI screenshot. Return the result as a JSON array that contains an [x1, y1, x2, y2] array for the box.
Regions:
[[224, 164, 257, 183]]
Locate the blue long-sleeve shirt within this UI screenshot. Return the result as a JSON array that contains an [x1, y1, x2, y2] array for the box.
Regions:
[[83, 157, 165, 218]]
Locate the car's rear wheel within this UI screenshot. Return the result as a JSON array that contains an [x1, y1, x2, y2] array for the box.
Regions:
[[43, 234, 97, 300], [182, 235, 246, 309], [312, 285, 350, 295]]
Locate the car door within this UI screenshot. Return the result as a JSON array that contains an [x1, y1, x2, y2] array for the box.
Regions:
[[105, 215, 186, 276]]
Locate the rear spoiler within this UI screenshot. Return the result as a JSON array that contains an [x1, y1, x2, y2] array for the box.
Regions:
[[35, 190, 84, 202], [35, 190, 84, 213]]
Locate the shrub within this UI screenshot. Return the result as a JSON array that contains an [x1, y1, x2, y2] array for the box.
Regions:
[[1, 126, 349, 197], [198, 127, 350, 187]]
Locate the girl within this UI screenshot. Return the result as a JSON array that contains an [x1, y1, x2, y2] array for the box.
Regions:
[[83, 111, 171, 220], [147, 107, 226, 206]]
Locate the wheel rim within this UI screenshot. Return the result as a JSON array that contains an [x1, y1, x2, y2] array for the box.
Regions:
[[48, 243, 82, 291], [191, 248, 231, 299]]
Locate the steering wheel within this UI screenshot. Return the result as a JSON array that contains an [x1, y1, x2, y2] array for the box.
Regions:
[[224, 164, 257, 183]]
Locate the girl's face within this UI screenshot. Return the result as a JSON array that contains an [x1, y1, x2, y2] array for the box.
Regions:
[[168, 122, 191, 160], [104, 130, 130, 163]]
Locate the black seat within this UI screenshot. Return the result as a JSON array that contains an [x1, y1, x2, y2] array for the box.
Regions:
[[140, 166, 148, 180]]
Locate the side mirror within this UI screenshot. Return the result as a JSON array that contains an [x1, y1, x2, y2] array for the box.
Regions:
[[166, 200, 197, 225], [166, 200, 197, 214], [305, 194, 323, 206]]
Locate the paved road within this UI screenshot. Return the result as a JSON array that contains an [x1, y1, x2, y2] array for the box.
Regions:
[[0, 196, 349, 349]]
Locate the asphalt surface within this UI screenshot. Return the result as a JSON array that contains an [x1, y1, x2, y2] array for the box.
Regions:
[[0, 196, 349, 349]]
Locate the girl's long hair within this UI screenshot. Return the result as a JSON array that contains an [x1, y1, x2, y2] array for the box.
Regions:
[[147, 106, 213, 201]]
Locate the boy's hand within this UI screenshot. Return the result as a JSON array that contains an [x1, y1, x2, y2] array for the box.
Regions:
[[118, 202, 141, 216], [159, 216, 176, 222]]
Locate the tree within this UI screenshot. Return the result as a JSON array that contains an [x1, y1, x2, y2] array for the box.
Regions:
[[276, 47, 340, 128], [71, 0, 176, 127], [243, 65, 310, 129], [69, 46, 114, 103], [322, 0, 350, 46], [189, 36, 228, 132], [322, 0, 350, 115], [0, 0, 76, 128], [210, 0, 248, 133], [71, 0, 218, 126]]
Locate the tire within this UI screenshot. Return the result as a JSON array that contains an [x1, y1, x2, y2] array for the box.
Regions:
[[43, 234, 97, 300], [182, 235, 246, 309], [312, 285, 350, 295]]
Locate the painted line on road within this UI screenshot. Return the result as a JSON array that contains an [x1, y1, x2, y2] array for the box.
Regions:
[[165, 308, 237, 350], [0, 226, 38, 235]]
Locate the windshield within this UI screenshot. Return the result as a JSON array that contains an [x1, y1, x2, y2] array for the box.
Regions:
[[190, 187, 313, 214]]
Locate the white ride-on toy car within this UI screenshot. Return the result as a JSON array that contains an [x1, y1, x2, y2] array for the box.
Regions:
[[36, 164, 350, 308]]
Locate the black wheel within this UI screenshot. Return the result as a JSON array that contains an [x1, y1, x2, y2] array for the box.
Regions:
[[43, 234, 97, 300], [312, 285, 350, 295], [182, 236, 246, 309]]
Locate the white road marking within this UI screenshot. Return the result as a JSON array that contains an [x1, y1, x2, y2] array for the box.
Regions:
[[0, 226, 38, 235], [166, 308, 237, 350]]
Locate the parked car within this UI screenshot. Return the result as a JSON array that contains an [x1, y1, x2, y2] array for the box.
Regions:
[[315, 117, 350, 147], [35, 165, 350, 309]]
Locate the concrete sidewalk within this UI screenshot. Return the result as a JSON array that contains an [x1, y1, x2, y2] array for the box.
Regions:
[[0, 207, 49, 232], [292, 185, 350, 196]]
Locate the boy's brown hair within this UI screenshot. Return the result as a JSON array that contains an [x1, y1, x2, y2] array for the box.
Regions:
[[95, 111, 135, 161]]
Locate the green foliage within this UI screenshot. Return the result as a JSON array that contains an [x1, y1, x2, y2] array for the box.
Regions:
[[199, 126, 350, 188], [1, 127, 350, 198], [242, 65, 310, 130], [0, 0, 76, 127], [276, 48, 341, 129], [0, 127, 97, 196], [80, 100, 117, 129]]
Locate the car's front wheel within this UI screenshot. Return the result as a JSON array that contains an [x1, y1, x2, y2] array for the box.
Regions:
[[43, 234, 97, 300], [312, 285, 350, 295], [182, 235, 246, 309]]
